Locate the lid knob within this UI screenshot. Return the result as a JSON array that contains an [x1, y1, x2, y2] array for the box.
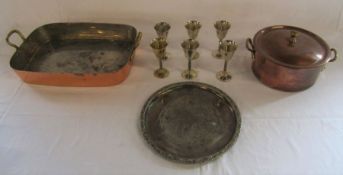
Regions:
[[289, 31, 298, 47]]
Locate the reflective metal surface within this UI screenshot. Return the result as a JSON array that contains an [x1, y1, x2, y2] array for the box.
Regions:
[[181, 39, 199, 80], [185, 20, 201, 60], [150, 38, 169, 78], [6, 23, 142, 87], [154, 22, 171, 61], [154, 22, 171, 40], [141, 82, 241, 164], [251, 25, 335, 68], [213, 20, 231, 58], [185, 20, 201, 40], [216, 40, 237, 81], [246, 25, 337, 91]]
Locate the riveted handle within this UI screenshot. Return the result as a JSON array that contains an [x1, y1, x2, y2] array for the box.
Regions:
[[246, 38, 255, 59], [6, 30, 26, 49], [329, 48, 337, 62]]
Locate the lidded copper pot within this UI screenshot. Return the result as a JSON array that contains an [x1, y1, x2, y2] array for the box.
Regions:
[[246, 25, 337, 91]]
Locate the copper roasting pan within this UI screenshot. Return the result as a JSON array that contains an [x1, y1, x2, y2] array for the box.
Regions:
[[6, 23, 142, 87]]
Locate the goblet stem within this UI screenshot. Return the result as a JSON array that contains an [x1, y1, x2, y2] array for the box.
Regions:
[[187, 50, 192, 72], [159, 57, 163, 69], [188, 57, 192, 72], [223, 52, 234, 70], [223, 59, 228, 72], [218, 39, 223, 51], [213, 39, 224, 59]]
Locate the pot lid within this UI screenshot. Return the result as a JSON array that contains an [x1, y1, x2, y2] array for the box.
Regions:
[[253, 25, 331, 68]]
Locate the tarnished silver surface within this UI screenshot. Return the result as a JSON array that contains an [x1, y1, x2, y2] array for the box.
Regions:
[[141, 82, 241, 164]]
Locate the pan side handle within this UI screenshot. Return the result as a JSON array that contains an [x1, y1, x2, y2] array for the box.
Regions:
[[246, 38, 255, 60], [134, 32, 142, 49], [329, 48, 338, 62], [130, 32, 142, 63], [6, 30, 26, 49]]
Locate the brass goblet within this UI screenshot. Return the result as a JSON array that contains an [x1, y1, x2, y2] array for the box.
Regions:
[[185, 20, 201, 60], [185, 20, 201, 39], [216, 40, 237, 81], [154, 22, 171, 39], [154, 22, 171, 61], [150, 38, 169, 78], [181, 39, 199, 80], [212, 20, 231, 58]]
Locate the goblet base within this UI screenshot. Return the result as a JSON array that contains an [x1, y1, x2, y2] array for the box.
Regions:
[[154, 68, 169, 78], [216, 71, 232, 82], [182, 69, 197, 80]]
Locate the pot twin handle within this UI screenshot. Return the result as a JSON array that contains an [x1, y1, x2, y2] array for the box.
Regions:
[[329, 48, 338, 62], [6, 29, 26, 50], [246, 38, 255, 59]]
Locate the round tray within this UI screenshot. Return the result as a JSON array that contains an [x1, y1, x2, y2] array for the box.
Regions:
[[141, 82, 241, 164]]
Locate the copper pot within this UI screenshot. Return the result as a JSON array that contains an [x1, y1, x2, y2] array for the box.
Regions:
[[246, 25, 337, 91]]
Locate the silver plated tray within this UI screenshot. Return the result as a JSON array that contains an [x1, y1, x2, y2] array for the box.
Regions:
[[141, 82, 241, 164]]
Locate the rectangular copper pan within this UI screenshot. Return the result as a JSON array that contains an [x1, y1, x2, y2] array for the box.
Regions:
[[6, 23, 142, 87]]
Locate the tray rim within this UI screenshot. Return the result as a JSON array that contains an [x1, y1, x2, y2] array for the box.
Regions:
[[140, 81, 241, 164]]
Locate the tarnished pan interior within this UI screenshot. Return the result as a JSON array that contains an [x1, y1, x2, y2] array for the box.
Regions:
[[10, 23, 137, 74]]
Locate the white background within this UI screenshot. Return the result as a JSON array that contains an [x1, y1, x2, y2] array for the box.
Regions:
[[0, 0, 343, 174]]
